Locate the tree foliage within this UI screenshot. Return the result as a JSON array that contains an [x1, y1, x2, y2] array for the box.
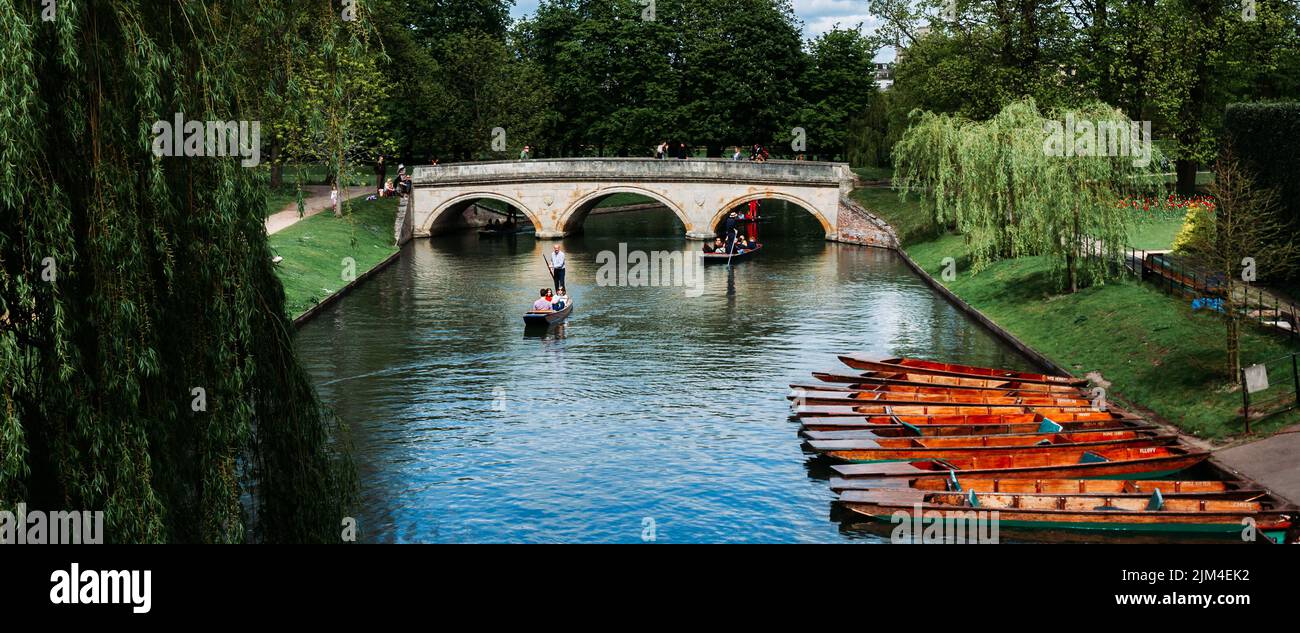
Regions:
[[893, 99, 1156, 291], [0, 0, 354, 542]]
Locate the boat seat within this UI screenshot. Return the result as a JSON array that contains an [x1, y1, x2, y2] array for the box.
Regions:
[[947, 470, 962, 492], [1146, 489, 1165, 511], [1078, 451, 1110, 464]]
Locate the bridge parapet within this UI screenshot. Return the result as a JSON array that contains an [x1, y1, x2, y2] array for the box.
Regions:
[[412, 158, 850, 187]]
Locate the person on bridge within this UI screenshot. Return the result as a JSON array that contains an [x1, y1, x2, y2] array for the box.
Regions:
[[532, 289, 552, 311], [551, 245, 567, 289], [520, 145, 532, 160]]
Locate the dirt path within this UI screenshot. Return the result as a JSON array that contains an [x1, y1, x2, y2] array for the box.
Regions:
[[265, 184, 377, 235]]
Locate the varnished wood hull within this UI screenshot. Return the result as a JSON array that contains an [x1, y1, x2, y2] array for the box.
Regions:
[[799, 411, 1139, 432], [812, 370, 1083, 393], [838, 354, 1087, 387], [829, 477, 1265, 498], [810, 434, 1175, 462], [792, 381, 1088, 398], [790, 388, 1092, 408], [795, 404, 1100, 417], [838, 489, 1295, 534], [802, 422, 1156, 440], [831, 446, 1210, 481]]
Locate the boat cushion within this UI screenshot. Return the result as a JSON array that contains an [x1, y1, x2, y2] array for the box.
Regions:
[[966, 489, 980, 508], [899, 420, 922, 435], [947, 470, 962, 491], [1146, 488, 1165, 511], [1037, 418, 1063, 433], [1078, 451, 1110, 464]]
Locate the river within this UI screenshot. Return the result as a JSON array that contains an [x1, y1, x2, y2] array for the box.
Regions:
[[293, 202, 1040, 543]]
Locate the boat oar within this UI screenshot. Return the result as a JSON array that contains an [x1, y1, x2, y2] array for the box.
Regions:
[[542, 251, 557, 288], [726, 229, 738, 269]]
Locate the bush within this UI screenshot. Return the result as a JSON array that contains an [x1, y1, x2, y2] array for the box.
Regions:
[[1171, 203, 1215, 254], [1223, 103, 1300, 275]]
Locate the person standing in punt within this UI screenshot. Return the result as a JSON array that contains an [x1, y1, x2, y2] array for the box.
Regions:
[[551, 244, 567, 290]]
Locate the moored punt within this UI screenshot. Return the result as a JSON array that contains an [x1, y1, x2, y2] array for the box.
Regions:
[[831, 445, 1211, 481], [802, 422, 1157, 441], [836, 489, 1296, 536], [799, 411, 1139, 432], [788, 389, 1092, 408], [829, 476, 1266, 498], [523, 300, 573, 326], [794, 404, 1099, 417], [791, 381, 1088, 398], [838, 354, 1087, 387], [808, 432, 1175, 462], [812, 370, 1083, 394]]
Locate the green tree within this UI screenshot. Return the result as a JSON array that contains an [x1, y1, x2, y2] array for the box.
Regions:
[[0, 0, 354, 542], [799, 26, 879, 161], [893, 99, 1154, 291]]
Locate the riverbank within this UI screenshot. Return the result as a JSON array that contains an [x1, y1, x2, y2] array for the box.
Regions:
[[851, 187, 1300, 442], [268, 196, 400, 320]]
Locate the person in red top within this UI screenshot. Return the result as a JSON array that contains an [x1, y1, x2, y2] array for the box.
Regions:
[[746, 200, 758, 241]]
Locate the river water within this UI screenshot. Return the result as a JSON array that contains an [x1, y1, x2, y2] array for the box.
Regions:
[[293, 203, 1040, 543]]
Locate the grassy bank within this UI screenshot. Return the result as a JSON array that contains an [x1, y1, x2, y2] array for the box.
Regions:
[[853, 188, 1300, 441], [268, 196, 400, 319]]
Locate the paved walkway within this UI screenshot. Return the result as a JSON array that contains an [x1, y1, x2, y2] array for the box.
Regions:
[[1214, 425, 1300, 504], [265, 184, 376, 235]]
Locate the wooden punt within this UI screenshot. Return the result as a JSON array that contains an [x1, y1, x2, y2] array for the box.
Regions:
[[523, 300, 573, 326], [789, 388, 1092, 408], [808, 432, 1175, 462], [838, 354, 1087, 387], [831, 445, 1211, 481], [793, 380, 1087, 398], [829, 476, 1265, 498], [794, 404, 1100, 417], [802, 422, 1157, 441], [799, 411, 1139, 432], [812, 370, 1083, 394], [837, 488, 1295, 536], [702, 243, 761, 264]]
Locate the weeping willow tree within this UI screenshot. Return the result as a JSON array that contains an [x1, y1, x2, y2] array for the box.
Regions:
[[0, 1, 355, 542], [893, 98, 1161, 291]]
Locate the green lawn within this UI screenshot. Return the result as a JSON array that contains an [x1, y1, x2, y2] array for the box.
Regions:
[[1128, 218, 1185, 250], [262, 163, 374, 217], [856, 188, 1300, 440], [268, 196, 399, 319], [851, 165, 895, 181]]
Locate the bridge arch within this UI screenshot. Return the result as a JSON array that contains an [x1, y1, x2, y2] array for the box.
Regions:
[[557, 186, 692, 234], [421, 191, 542, 234], [709, 191, 834, 237]]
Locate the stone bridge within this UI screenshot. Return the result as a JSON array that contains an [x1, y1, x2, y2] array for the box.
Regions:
[[398, 158, 895, 247]]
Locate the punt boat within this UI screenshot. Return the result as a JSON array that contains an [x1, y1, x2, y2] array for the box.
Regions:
[[808, 431, 1176, 462], [838, 354, 1087, 387], [801, 422, 1157, 440], [830, 445, 1211, 481], [828, 476, 1265, 498], [794, 404, 1100, 417], [523, 299, 573, 326], [798, 411, 1140, 432], [702, 243, 761, 264], [792, 380, 1088, 398], [837, 488, 1296, 537], [812, 370, 1084, 394], [788, 388, 1092, 408]]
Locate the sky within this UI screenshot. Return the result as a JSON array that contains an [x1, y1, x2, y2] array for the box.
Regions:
[[507, 0, 892, 61]]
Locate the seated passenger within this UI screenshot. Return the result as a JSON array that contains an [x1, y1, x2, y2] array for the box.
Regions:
[[532, 288, 552, 311], [552, 287, 568, 309]]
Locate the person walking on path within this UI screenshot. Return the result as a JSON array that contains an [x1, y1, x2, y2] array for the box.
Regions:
[[551, 244, 567, 290]]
